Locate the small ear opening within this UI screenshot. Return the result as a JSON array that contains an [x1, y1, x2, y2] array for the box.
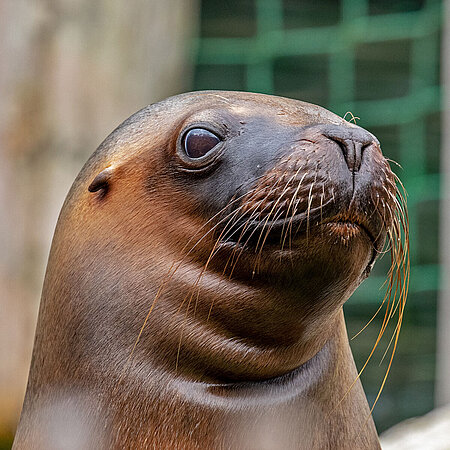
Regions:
[[88, 167, 115, 193]]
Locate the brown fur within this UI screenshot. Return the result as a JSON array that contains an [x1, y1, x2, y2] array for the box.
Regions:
[[13, 91, 408, 449]]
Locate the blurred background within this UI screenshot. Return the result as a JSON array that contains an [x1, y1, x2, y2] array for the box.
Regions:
[[0, 0, 447, 447]]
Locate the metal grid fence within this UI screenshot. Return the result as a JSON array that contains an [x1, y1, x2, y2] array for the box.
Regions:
[[193, 0, 443, 431]]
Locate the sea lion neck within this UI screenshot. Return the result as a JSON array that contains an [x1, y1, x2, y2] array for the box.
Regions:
[[119, 255, 347, 383]]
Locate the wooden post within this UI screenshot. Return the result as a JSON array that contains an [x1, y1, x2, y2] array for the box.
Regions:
[[0, 0, 198, 439], [436, 0, 450, 406]]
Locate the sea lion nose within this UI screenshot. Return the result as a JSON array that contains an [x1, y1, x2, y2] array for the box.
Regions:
[[322, 126, 378, 172]]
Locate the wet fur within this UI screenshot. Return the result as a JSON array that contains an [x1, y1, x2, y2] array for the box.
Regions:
[[14, 91, 408, 449]]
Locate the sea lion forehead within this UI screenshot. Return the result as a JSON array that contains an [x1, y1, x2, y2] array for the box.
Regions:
[[170, 90, 350, 129], [107, 90, 351, 145]]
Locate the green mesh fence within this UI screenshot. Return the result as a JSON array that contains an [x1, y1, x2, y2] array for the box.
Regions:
[[193, 0, 443, 431]]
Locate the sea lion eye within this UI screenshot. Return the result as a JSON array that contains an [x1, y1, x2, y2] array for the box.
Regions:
[[183, 128, 220, 159]]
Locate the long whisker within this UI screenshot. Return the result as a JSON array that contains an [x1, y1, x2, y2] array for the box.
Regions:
[[254, 172, 302, 267], [280, 172, 308, 252], [278, 167, 306, 245], [335, 178, 409, 418]]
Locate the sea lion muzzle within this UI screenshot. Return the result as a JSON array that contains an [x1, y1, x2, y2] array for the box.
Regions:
[[214, 122, 395, 278]]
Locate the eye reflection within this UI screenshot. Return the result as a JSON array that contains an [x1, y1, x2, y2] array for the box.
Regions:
[[183, 128, 220, 159]]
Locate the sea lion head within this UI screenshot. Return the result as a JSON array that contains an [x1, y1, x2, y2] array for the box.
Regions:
[[39, 91, 405, 384]]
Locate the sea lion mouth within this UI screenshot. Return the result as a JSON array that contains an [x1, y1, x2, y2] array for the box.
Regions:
[[217, 209, 381, 278], [321, 212, 377, 244], [322, 221, 371, 242], [220, 206, 379, 253]]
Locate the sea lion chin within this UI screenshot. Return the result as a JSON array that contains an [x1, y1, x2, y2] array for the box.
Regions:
[[14, 91, 407, 449]]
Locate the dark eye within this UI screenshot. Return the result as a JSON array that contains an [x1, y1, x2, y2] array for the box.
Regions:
[[183, 128, 220, 159]]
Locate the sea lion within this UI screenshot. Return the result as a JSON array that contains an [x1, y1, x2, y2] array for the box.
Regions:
[[13, 91, 407, 449]]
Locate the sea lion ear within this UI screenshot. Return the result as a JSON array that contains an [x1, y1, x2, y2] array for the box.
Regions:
[[88, 166, 115, 193]]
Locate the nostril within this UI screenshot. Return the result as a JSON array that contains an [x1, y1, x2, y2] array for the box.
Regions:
[[361, 143, 371, 153], [317, 124, 378, 173], [331, 138, 347, 154], [329, 138, 347, 156], [325, 135, 376, 174], [330, 138, 351, 167], [327, 137, 363, 173]]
